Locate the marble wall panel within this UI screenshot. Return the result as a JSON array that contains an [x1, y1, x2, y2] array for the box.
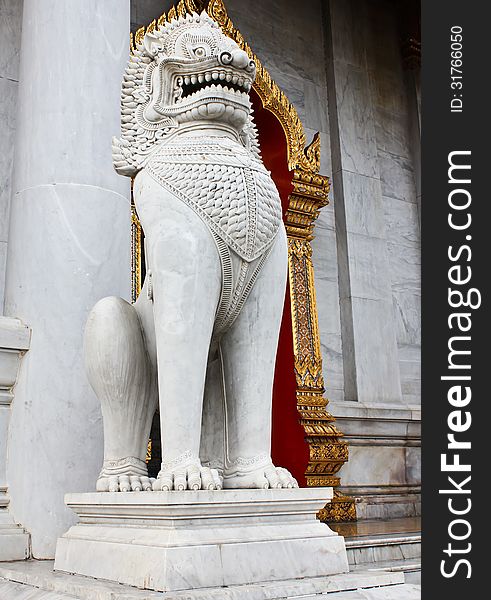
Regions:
[[0, 0, 22, 80], [387, 242, 420, 295], [338, 233, 393, 302], [375, 108, 413, 160], [0, 242, 6, 307], [330, 65, 379, 179], [370, 70, 409, 116], [375, 152, 420, 396], [303, 81, 329, 133], [382, 196, 420, 247], [340, 445, 407, 488], [332, 170, 386, 240], [364, 0, 421, 411], [329, 0, 371, 69], [392, 292, 421, 348], [0, 77, 17, 244], [378, 152, 418, 205], [327, 0, 405, 407], [0, 0, 23, 309], [347, 296, 402, 404]]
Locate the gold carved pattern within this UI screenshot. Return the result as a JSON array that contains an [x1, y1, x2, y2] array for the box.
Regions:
[[146, 438, 152, 463], [317, 490, 358, 523], [131, 204, 142, 304], [131, 0, 355, 521]]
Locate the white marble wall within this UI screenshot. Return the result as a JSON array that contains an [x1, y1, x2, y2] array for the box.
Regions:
[[325, 0, 405, 407], [3, 0, 131, 558], [0, 0, 23, 309], [367, 1, 421, 407], [322, 0, 420, 509]]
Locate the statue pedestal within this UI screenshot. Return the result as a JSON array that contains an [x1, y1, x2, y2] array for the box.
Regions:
[[54, 488, 348, 593]]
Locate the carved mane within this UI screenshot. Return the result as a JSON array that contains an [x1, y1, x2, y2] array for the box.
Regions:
[[113, 9, 260, 177]]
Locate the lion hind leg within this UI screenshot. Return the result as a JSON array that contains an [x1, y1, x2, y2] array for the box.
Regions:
[[84, 296, 158, 491]]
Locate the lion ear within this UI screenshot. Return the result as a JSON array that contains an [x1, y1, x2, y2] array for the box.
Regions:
[[143, 31, 161, 57]]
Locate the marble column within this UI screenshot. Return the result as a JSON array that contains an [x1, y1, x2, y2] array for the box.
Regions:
[[324, 0, 402, 406], [0, 0, 23, 308], [4, 0, 131, 558]]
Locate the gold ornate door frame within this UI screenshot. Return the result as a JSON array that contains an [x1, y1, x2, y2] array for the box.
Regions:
[[130, 0, 356, 522]]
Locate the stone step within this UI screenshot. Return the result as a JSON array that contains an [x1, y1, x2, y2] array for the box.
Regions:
[[0, 560, 418, 600], [345, 532, 421, 566], [330, 516, 421, 569], [351, 558, 421, 586]]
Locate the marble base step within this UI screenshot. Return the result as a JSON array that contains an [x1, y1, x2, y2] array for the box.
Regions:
[[0, 510, 30, 561], [345, 492, 421, 521], [345, 533, 421, 566], [54, 489, 349, 593], [351, 558, 421, 587], [0, 526, 30, 562], [0, 560, 420, 600], [331, 517, 421, 569]]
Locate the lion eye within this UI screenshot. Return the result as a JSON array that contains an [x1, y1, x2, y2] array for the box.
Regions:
[[194, 46, 206, 58]]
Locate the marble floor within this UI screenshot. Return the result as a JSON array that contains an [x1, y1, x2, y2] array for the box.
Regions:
[[0, 560, 421, 600]]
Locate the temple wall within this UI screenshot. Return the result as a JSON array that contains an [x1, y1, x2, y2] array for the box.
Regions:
[[0, 0, 23, 309]]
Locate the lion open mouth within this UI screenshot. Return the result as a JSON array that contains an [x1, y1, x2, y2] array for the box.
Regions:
[[176, 69, 252, 104]]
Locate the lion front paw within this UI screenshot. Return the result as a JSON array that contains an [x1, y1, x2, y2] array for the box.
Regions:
[[96, 474, 155, 492], [152, 464, 222, 491], [223, 455, 299, 489]]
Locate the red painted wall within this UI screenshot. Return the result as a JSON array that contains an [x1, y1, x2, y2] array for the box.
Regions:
[[251, 91, 309, 486]]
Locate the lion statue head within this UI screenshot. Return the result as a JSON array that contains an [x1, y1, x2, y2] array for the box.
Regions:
[[113, 11, 260, 177]]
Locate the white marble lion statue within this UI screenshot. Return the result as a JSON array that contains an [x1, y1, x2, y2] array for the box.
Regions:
[[84, 11, 298, 492]]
